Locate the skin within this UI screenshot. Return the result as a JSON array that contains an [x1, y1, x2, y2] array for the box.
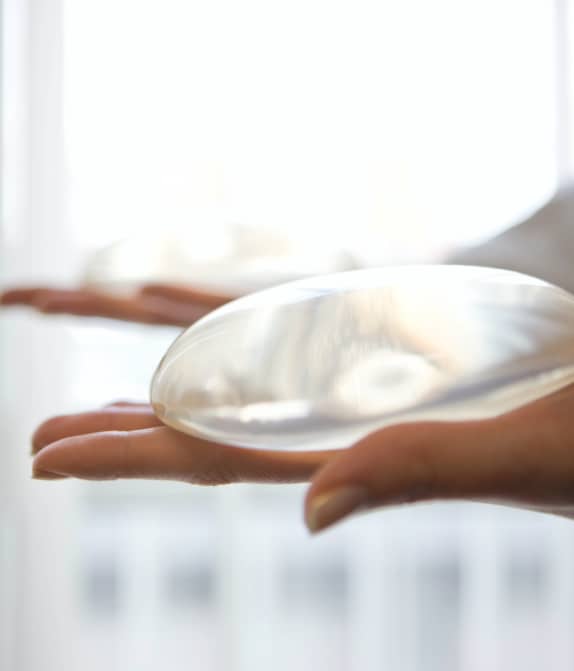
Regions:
[[0, 283, 234, 327], [6, 280, 574, 532], [31, 401, 336, 485], [31, 385, 574, 533]]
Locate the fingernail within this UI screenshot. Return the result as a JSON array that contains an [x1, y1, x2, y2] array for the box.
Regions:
[[306, 486, 368, 534], [32, 469, 67, 480]]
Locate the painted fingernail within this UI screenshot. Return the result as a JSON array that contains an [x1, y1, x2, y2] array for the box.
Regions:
[[306, 486, 368, 534]]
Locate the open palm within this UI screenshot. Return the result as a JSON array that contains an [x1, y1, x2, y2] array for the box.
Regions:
[[31, 385, 574, 533]]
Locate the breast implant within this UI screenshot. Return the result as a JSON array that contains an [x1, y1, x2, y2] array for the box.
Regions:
[[150, 266, 574, 451], [83, 224, 355, 295]]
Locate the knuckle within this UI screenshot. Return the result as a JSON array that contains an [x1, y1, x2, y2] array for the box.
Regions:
[[193, 448, 235, 486], [356, 423, 439, 502], [403, 439, 438, 501]]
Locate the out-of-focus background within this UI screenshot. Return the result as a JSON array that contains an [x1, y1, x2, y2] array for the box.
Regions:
[[2, 1, 574, 669]]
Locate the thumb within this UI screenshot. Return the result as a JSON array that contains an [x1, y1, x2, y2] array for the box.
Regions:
[[304, 417, 520, 534]]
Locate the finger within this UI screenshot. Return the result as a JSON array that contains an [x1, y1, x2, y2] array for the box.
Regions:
[[32, 408, 162, 454], [37, 289, 208, 327], [32, 426, 339, 484], [304, 415, 544, 533], [136, 296, 211, 327], [140, 283, 234, 309], [2, 285, 209, 326], [32, 289, 160, 322], [1, 287, 57, 306]]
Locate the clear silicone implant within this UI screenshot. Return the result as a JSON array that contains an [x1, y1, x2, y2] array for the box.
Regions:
[[150, 266, 574, 450], [83, 227, 355, 295]]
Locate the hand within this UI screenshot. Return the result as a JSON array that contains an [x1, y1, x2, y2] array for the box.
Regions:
[[31, 385, 574, 533], [305, 383, 574, 531], [31, 402, 336, 485], [1, 283, 234, 327]]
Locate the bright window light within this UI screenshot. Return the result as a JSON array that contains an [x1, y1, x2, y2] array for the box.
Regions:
[[64, 0, 556, 261]]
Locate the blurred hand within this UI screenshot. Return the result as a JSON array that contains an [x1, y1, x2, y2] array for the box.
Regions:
[[31, 385, 574, 533], [1, 283, 234, 327]]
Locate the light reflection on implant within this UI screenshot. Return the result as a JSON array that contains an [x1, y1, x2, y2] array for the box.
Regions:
[[150, 266, 574, 451]]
